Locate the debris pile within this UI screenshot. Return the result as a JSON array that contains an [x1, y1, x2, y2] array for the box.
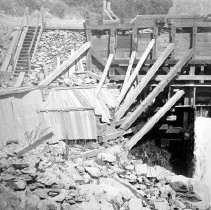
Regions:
[[0, 140, 209, 210], [30, 30, 86, 78]]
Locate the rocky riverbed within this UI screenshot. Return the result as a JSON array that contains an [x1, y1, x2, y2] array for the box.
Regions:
[[0, 138, 210, 210]]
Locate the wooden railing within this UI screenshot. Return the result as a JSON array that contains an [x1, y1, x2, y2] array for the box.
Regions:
[[29, 7, 45, 71], [11, 7, 29, 71], [1, 8, 29, 72]]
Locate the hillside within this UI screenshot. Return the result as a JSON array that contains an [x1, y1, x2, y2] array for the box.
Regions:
[[0, 0, 173, 19], [169, 0, 211, 15]]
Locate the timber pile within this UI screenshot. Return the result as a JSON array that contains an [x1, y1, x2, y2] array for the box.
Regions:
[[0, 140, 209, 210]]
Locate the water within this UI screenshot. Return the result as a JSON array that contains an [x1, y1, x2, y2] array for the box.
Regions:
[[194, 117, 211, 201]]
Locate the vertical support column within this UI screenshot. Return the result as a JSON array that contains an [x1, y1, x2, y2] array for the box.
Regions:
[[191, 27, 197, 59], [41, 7, 45, 28], [132, 27, 138, 53], [109, 28, 115, 77], [200, 65, 205, 84], [170, 25, 176, 59], [189, 66, 195, 105], [109, 28, 116, 55], [85, 14, 93, 72], [103, 0, 107, 20], [152, 24, 158, 59]]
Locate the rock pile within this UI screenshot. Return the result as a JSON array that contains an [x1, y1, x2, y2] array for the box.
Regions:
[[0, 140, 209, 210], [28, 30, 87, 86], [0, 25, 13, 68]]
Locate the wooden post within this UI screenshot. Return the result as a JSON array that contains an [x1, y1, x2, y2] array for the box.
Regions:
[[116, 39, 155, 107], [14, 72, 25, 88], [109, 29, 116, 55], [122, 51, 136, 90], [124, 90, 185, 150], [121, 49, 194, 130], [85, 14, 92, 72], [170, 25, 176, 59], [116, 43, 174, 121], [39, 42, 91, 86], [132, 27, 138, 52], [96, 54, 114, 96], [152, 25, 158, 59], [191, 27, 197, 59]]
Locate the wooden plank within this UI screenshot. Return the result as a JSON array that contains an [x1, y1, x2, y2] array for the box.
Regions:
[[111, 74, 211, 82], [124, 90, 185, 150], [0, 85, 45, 97], [110, 29, 116, 54], [116, 39, 155, 107], [116, 43, 174, 121], [152, 25, 158, 59], [103, 128, 132, 142], [39, 42, 91, 86], [14, 72, 25, 88], [122, 51, 136, 90], [86, 27, 93, 71], [16, 132, 54, 157], [96, 54, 114, 96], [113, 58, 211, 65], [121, 49, 194, 130], [191, 27, 197, 58]]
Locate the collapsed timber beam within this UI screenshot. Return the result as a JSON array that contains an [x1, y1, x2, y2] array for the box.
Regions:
[[121, 49, 194, 130], [124, 90, 185, 150], [96, 53, 114, 96], [116, 39, 155, 107], [115, 43, 174, 121], [122, 51, 136, 90], [39, 42, 91, 86]]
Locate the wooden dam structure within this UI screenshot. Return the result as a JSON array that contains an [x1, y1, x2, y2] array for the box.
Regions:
[[1, 1, 211, 163]]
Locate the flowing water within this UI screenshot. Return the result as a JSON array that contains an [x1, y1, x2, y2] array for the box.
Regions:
[[194, 117, 211, 201]]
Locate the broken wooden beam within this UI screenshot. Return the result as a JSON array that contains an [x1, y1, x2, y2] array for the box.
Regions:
[[121, 49, 194, 130], [96, 53, 114, 96], [0, 85, 46, 97], [103, 128, 133, 142], [122, 51, 136, 91], [16, 132, 54, 157], [116, 39, 155, 107], [14, 72, 25, 88], [39, 42, 91, 86], [115, 43, 174, 121], [124, 90, 185, 150]]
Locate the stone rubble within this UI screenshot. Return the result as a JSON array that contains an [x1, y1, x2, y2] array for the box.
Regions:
[[24, 29, 93, 87], [0, 140, 210, 210]]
